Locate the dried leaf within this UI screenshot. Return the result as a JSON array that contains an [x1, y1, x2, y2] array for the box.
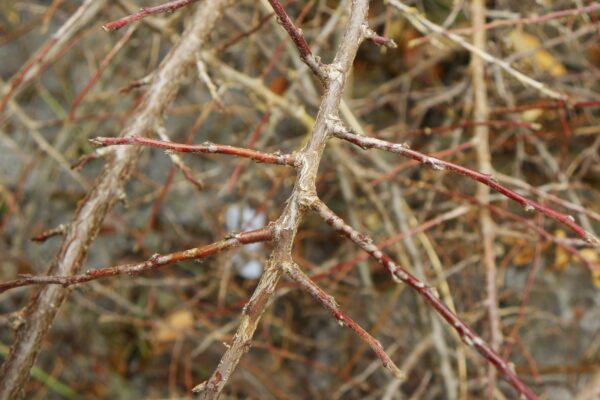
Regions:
[[154, 309, 194, 342], [507, 30, 567, 77]]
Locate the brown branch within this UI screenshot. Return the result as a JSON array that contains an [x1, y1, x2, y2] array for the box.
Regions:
[[91, 136, 298, 166], [102, 0, 202, 31], [1, 228, 271, 294], [310, 199, 538, 400], [282, 262, 405, 380], [194, 1, 372, 398], [328, 121, 597, 244], [0, 2, 235, 398]]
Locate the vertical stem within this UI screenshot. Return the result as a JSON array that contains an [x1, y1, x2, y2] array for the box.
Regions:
[[194, 1, 371, 398], [471, 0, 502, 397]]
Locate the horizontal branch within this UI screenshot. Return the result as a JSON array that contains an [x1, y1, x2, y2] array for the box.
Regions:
[[0, 227, 272, 294], [282, 262, 405, 380], [91, 136, 297, 166], [310, 199, 538, 400], [328, 120, 597, 244], [102, 0, 201, 31]]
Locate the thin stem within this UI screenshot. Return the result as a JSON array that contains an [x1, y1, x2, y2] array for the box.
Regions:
[[471, 0, 501, 396], [0, 228, 272, 294], [311, 199, 538, 400], [91, 136, 297, 166], [102, 0, 201, 31], [266, 0, 326, 80], [328, 121, 597, 243], [282, 262, 405, 380], [69, 26, 136, 121]]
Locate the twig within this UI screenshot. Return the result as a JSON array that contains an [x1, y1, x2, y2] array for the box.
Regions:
[[91, 136, 298, 166], [0, 227, 272, 294], [30, 224, 67, 243], [328, 120, 597, 243], [102, 0, 202, 31], [387, 0, 568, 101], [362, 25, 398, 48], [282, 262, 405, 380], [266, 0, 326, 80], [310, 199, 538, 400], [69, 26, 136, 121]]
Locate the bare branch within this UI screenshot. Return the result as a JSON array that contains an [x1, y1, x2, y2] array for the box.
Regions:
[[282, 262, 405, 380], [91, 136, 298, 166], [311, 199, 538, 400], [266, 0, 326, 80], [328, 120, 597, 243], [194, 1, 372, 397], [0, 227, 272, 294], [102, 0, 202, 31]]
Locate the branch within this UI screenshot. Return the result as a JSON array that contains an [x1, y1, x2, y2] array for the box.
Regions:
[[0, 2, 235, 397], [471, 0, 501, 395], [266, 0, 326, 80], [194, 1, 372, 397], [328, 120, 598, 244], [91, 136, 298, 166], [102, 0, 201, 31], [310, 199, 538, 400], [282, 262, 405, 380], [0, 227, 271, 294]]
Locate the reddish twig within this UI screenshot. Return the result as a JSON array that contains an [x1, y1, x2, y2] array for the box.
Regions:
[[362, 25, 397, 48], [69, 26, 136, 121], [311, 199, 538, 400], [91, 136, 298, 166], [0, 227, 272, 294], [266, 0, 325, 80], [102, 0, 201, 31], [328, 120, 597, 243], [282, 262, 405, 380], [30, 224, 67, 243]]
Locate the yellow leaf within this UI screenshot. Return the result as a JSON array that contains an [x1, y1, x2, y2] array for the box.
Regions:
[[507, 30, 567, 77], [154, 309, 194, 342]]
